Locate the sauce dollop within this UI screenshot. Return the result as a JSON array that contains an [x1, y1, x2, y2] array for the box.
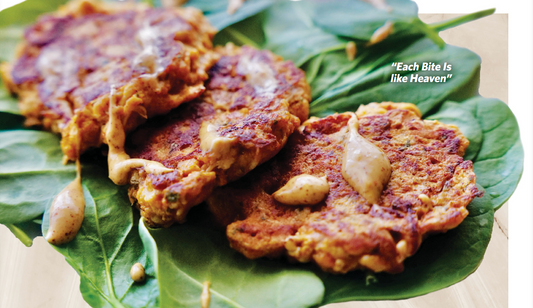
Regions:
[[45, 160, 85, 245], [273, 174, 330, 206], [341, 113, 391, 204], [199, 122, 237, 170], [130, 262, 146, 283]]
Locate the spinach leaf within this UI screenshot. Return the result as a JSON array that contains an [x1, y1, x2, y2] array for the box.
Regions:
[[0, 80, 19, 115], [309, 38, 481, 117], [0, 0, 68, 28], [309, 0, 419, 41], [261, 2, 347, 66], [4, 219, 43, 247], [42, 166, 160, 308], [0, 26, 23, 63], [462, 97, 523, 210], [140, 221, 325, 308], [0, 130, 76, 225], [186, 0, 273, 31]]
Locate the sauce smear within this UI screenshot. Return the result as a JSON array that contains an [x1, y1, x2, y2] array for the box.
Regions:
[[342, 113, 391, 204], [45, 159, 85, 245]]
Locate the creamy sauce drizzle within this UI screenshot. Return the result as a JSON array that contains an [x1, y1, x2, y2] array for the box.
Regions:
[[106, 86, 173, 185], [45, 159, 85, 245], [134, 22, 165, 77], [273, 174, 330, 206], [199, 122, 237, 170], [236, 54, 278, 95], [201, 281, 211, 308], [342, 113, 391, 204]]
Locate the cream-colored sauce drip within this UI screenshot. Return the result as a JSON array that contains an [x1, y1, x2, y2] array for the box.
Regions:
[[45, 159, 85, 245], [106, 86, 173, 185], [199, 122, 237, 170], [201, 281, 211, 308], [134, 22, 165, 77], [273, 174, 330, 206], [342, 113, 391, 204], [236, 54, 278, 95]]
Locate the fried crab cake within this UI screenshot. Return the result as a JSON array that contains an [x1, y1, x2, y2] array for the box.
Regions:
[[206, 102, 482, 274], [124, 44, 310, 227], [0, 0, 218, 161]]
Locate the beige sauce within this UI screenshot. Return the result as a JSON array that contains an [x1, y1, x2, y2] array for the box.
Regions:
[[342, 113, 391, 204], [236, 53, 278, 95], [106, 86, 173, 185], [134, 22, 163, 76], [273, 174, 330, 206], [367, 21, 393, 46], [45, 160, 85, 245], [345, 42, 357, 61], [130, 263, 146, 283], [201, 281, 211, 308], [227, 0, 246, 14], [199, 122, 237, 170]]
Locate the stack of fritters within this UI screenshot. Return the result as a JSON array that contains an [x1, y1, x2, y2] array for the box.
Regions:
[[1, 0, 218, 160], [2, 0, 481, 275], [125, 44, 310, 226], [207, 103, 481, 274]]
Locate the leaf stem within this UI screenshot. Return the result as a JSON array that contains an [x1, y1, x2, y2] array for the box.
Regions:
[[223, 27, 260, 49], [5, 224, 33, 247], [430, 8, 496, 32]]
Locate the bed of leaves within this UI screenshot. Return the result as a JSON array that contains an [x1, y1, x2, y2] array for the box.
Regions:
[[0, 0, 523, 307]]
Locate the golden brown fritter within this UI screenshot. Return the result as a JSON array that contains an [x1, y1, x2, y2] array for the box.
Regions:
[[125, 44, 310, 227], [206, 103, 481, 274], [0, 0, 218, 161]]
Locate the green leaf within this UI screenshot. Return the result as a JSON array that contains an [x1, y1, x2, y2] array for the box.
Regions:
[[462, 97, 524, 210], [309, 0, 419, 41], [319, 200, 494, 303], [186, 0, 273, 31], [0, 25, 23, 63], [0, 130, 76, 224], [0, 111, 24, 130], [309, 38, 481, 117], [42, 166, 160, 308], [140, 220, 325, 308], [262, 1, 347, 66], [0, 0, 68, 28], [5, 219, 42, 247]]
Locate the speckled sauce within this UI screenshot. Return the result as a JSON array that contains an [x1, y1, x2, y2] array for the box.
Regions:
[[273, 174, 330, 205], [341, 113, 391, 204], [45, 160, 85, 245]]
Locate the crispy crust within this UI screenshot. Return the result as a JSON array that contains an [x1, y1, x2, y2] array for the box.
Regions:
[[206, 103, 481, 274], [2, 0, 218, 160], [125, 44, 310, 226]]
